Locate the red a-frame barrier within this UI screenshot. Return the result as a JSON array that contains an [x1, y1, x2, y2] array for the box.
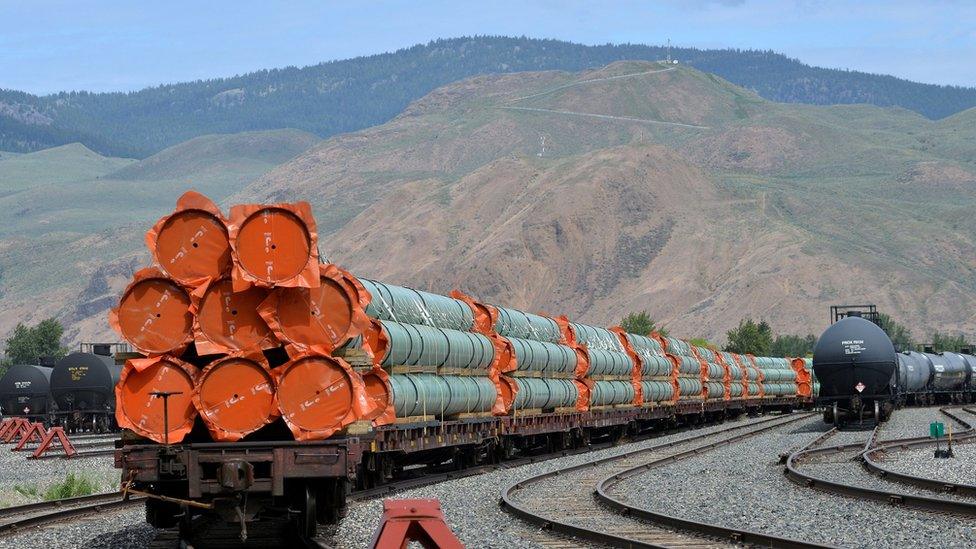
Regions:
[[12, 422, 46, 450], [31, 427, 77, 458], [1, 418, 32, 443], [370, 499, 463, 549]]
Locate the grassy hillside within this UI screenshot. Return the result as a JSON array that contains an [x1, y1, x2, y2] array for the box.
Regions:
[[0, 143, 135, 196], [3, 61, 976, 346], [2, 37, 974, 157], [0, 129, 320, 343], [235, 61, 976, 341]]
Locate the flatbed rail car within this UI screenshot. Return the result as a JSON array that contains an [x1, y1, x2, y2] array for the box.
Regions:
[[117, 395, 803, 537]]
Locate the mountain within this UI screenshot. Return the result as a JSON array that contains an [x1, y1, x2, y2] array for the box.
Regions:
[[0, 129, 320, 344], [4, 61, 976, 347], [230, 61, 976, 342], [2, 36, 974, 158]]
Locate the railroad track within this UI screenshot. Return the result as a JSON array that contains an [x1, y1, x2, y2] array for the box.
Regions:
[[860, 407, 976, 497], [501, 413, 820, 549], [31, 447, 117, 460], [785, 407, 976, 517], [0, 492, 143, 537], [156, 412, 770, 548]]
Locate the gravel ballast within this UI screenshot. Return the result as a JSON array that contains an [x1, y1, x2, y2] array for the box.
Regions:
[[0, 437, 154, 549], [331, 413, 788, 548], [0, 443, 119, 508], [0, 507, 154, 549], [612, 413, 976, 548]]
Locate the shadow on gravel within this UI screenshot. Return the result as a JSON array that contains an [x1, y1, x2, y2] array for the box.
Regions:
[[786, 422, 832, 435], [82, 524, 156, 549]]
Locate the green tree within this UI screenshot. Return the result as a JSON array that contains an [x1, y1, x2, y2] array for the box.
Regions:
[[877, 313, 913, 351], [930, 332, 969, 353], [688, 338, 714, 349], [3, 318, 68, 366], [769, 334, 816, 357], [620, 311, 668, 337], [724, 318, 772, 356]]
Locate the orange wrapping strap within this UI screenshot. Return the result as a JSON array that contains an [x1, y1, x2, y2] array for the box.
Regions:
[[227, 201, 321, 291], [746, 354, 765, 397], [553, 315, 578, 346], [115, 356, 199, 444], [488, 335, 516, 376], [610, 326, 643, 406], [574, 378, 592, 412], [363, 367, 396, 426], [192, 352, 278, 442], [687, 346, 710, 399], [108, 267, 193, 357], [145, 191, 231, 287], [274, 352, 371, 440], [790, 357, 812, 397], [360, 318, 390, 367], [256, 264, 371, 355], [450, 290, 498, 335], [189, 277, 279, 356], [665, 353, 681, 403], [495, 375, 518, 415], [335, 264, 372, 309], [650, 331, 669, 353], [713, 352, 732, 401], [553, 316, 591, 379], [732, 354, 750, 397]]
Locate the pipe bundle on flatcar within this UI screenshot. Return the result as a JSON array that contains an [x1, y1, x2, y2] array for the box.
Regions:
[[111, 190, 823, 538]]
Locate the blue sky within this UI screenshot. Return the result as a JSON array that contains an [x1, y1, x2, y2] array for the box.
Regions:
[[1, 0, 974, 94]]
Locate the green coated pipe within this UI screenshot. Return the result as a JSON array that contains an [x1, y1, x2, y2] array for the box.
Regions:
[[640, 380, 674, 403], [512, 377, 578, 410], [590, 380, 635, 407], [678, 377, 702, 397], [508, 337, 577, 375], [389, 374, 496, 417], [380, 320, 494, 370], [494, 306, 562, 343], [361, 278, 474, 331]]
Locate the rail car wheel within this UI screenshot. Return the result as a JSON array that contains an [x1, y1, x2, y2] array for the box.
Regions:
[[833, 402, 844, 428], [316, 480, 347, 525], [293, 484, 317, 540]]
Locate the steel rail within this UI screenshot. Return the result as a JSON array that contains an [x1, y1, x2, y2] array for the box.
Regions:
[[860, 407, 976, 497], [596, 414, 831, 549], [785, 419, 976, 517], [501, 413, 812, 549], [0, 492, 143, 536]]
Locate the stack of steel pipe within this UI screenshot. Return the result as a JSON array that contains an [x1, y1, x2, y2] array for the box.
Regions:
[[689, 345, 726, 400], [110, 191, 374, 444], [334, 280, 514, 421], [617, 331, 677, 406], [658, 336, 706, 400], [717, 351, 745, 399], [108, 191, 814, 446], [564, 321, 637, 408], [790, 357, 815, 398], [753, 357, 797, 397]]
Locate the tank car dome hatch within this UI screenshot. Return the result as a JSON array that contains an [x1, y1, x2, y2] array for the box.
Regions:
[[50, 352, 123, 412], [0, 364, 52, 416], [813, 316, 897, 400]]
